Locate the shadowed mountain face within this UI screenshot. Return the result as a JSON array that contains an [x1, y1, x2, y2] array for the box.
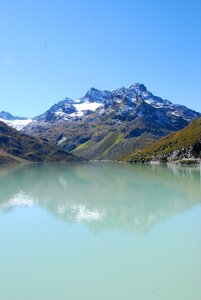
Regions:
[[0, 163, 200, 234], [0, 121, 79, 163], [21, 83, 200, 160]]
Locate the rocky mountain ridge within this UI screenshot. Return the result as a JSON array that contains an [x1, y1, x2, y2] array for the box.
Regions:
[[1, 83, 200, 161], [21, 83, 200, 160], [1, 83, 200, 129]]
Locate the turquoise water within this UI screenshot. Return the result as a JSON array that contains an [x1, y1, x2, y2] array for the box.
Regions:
[[0, 162, 201, 300]]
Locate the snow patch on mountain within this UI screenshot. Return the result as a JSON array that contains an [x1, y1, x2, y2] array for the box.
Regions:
[[73, 101, 102, 116], [57, 136, 67, 145], [0, 118, 33, 131], [3, 83, 200, 132]]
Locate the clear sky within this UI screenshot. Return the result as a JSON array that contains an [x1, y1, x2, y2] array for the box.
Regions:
[[0, 0, 201, 117]]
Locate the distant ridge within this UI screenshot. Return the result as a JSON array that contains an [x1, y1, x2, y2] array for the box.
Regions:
[[0, 111, 32, 131]]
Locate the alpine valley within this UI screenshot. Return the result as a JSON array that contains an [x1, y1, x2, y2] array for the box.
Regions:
[[0, 83, 200, 161]]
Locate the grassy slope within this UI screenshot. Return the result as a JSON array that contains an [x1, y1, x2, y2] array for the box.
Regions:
[[66, 114, 174, 160], [123, 118, 201, 162], [0, 121, 79, 163], [0, 151, 28, 164]]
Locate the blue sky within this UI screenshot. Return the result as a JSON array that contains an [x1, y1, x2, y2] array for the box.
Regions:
[[0, 0, 201, 117]]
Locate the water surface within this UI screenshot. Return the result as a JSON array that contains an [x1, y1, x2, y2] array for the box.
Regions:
[[0, 162, 201, 300]]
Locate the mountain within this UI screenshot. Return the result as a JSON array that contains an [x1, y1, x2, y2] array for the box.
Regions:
[[124, 117, 201, 163], [0, 121, 79, 163], [0, 151, 29, 164], [23, 83, 199, 125], [0, 111, 32, 131], [33, 88, 112, 123], [22, 83, 200, 160]]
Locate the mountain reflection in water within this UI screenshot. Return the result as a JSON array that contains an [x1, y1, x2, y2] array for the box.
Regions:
[[0, 162, 200, 234]]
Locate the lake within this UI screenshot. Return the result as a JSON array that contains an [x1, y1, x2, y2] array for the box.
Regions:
[[0, 162, 201, 300]]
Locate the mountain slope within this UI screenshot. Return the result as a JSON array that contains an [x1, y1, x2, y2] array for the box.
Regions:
[[22, 83, 200, 160], [0, 111, 32, 130], [0, 151, 29, 164], [124, 117, 201, 163], [0, 121, 79, 163]]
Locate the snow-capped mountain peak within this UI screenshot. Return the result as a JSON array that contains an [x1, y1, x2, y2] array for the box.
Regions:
[[2, 83, 200, 131], [83, 87, 112, 103], [129, 83, 147, 91], [0, 111, 32, 130], [20, 83, 200, 161]]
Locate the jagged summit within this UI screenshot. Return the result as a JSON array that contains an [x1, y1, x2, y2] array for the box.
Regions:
[[17, 82, 200, 161], [64, 97, 73, 102], [85, 87, 100, 96], [0, 111, 15, 120], [1, 83, 200, 136], [0, 111, 28, 121], [129, 83, 147, 91], [83, 87, 111, 103]]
